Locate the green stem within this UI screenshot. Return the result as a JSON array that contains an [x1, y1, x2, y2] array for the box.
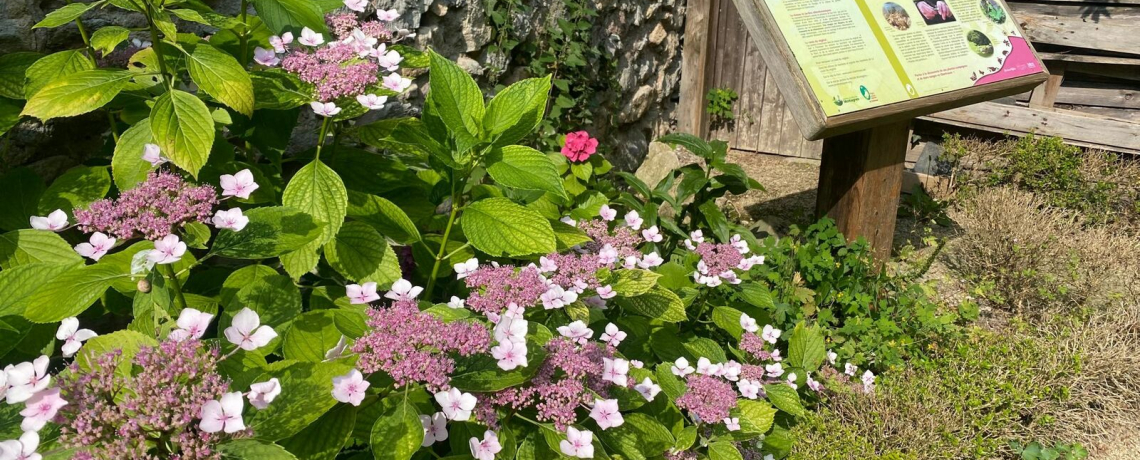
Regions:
[[238, 0, 250, 66], [425, 179, 461, 300], [143, 1, 175, 91], [443, 242, 471, 260], [161, 264, 189, 312], [314, 117, 332, 161]]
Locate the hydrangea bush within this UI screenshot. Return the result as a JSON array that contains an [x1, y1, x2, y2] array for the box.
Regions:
[[0, 0, 875, 458]]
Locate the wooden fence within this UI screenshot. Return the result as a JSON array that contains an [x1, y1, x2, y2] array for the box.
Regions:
[[679, 0, 1140, 157]]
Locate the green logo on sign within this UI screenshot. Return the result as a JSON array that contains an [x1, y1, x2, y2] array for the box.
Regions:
[[859, 85, 871, 100]]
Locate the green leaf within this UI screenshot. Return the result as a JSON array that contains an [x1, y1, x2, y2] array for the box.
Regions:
[[249, 360, 353, 440], [737, 399, 777, 435], [0, 168, 45, 231], [38, 165, 110, 215], [23, 264, 123, 323], [369, 398, 423, 460], [486, 145, 566, 197], [90, 26, 131, 55], [345, 191, 421, 244], [0, 97, 21, 137], [0, 229, 84, 269], [252, 0, 327, 35], [699, 200, 730, 242], [655, 364, 686, 401], [711, 306, 744, 340], [683, 337, 727, 362], [613, 286, 686, 322], [787, 322, 827, 372], [22, 50, 94, 99], [657, 133, 713, 158], [550, 219, 591, 250], [282, 310, 345, 362], [33, 2, 97, 29], [426, 49, 484, 144], [185, 44, 255, 116], [763, 384, 805, 418], [280, 404, 355, 460], [211, 206, 324, 259], [597, 413, 674, 460], [218, 440, 299, 459], [77, 330, 159, 377], [222, 272, 301, 334], [0, 263, 77, 317], [22, 70, 132, 120], [609, 269, 661, 297], [0, 52, 42, 99], [461, 197, 555, 257], [740, 283, 774, 309], [708, 441, 743, 460], [251, 70, 312, 110], [281, 159, 347, 276], [110, 121, 157, 191], [323, 222, 401, 285], [483, 75, 550, 146], [151, 89, 215, 177]]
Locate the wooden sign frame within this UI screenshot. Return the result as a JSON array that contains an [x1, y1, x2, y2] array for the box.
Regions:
[[732, 0, 1049, 140]]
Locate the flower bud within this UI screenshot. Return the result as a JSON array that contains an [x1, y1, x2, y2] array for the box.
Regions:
[[137, 279, 151, 293]]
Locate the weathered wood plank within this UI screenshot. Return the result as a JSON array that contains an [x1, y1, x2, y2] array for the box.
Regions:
[[711, 0, 747, 143], [677, 0, 714, 137], [734, 32, 766, 152], [923, 101, 1140, 154], [1060, 105, 1140, 122], [757, 67, 784, 154], [1011, 3, 1140, 56], [1018, 84, 1140, 109], [816, 120, 912, 261], [1038, 52, 1140, 67]]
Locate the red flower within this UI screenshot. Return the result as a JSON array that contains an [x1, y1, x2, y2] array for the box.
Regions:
[[561, 131, 599, 162]]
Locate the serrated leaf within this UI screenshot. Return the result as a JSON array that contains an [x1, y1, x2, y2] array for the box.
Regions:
[[151, 89, 215, 177], [281, 159, 347, 277], [683, 337, 727, 362], [280, 404, 355, 460], [0, 97, 21, 137], [323, 222, 401, 285], [658, 133, 713, 158], [0, 229, 84, 269], [550, 219, 591, 250], [0, 262, 77, 317], [33, 2, 96, 29], [427, 49, 484, 144], [211, 206, 324, 259], [610, 269, 661, 297], [345, 191, 421, 244], [23, 264, 124, 323], [22, 50, 94, 99], [788, 322, 827, 372], [369, 398, 422, 460], [486, 145, 566, 197], [737, 399, 777, 435], [763, 384, 805, 418], [185, 44, 254, 116], [248, 361, 352, 440], [461, 197, 555, 257], [597, 413, 674, 460], [38, 165, 110, 215], [252, 0, 327, 35], [110, 121, 155, 191], [740, 283, 774, 309], [483, 75, 550, 146], [282, 310, 344, 362], [251, 70, 312, 110], [0, 168, 45, 231], [22, 70, 132, 120], [0, 52, 42, 99], [711, 306, 744, 340], [90, 26, 131, 55], [218, 440, 299, 459], [655, 364, 686, 400], [613, 286, 686, 322], [708, 441, 743, 460]]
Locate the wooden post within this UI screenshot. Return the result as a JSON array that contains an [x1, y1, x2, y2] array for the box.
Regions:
[[1028, 62, 1066, 109], [678, 0, 714, 137], [815, 120, 911, 261]]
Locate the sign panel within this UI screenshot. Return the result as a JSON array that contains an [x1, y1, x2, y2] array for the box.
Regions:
[[764, 0, 1044, 116]]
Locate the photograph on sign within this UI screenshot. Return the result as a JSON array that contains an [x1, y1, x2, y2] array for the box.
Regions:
[[762, 0, 1044, 117]]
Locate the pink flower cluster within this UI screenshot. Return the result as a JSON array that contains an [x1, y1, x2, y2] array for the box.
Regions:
[[57, 340, 235, 459], [561, 131, 598, 162], [74, 171, 218, 241], [352, 298, 491, 391], [687, 232, 764, 287], [675, 374, 738, 422], [577, 219, 644, 258], [484, 338, 620, 430], [281, 41, 380, 101], [326, 13, 392, 42], [462, 264, 548, 315]]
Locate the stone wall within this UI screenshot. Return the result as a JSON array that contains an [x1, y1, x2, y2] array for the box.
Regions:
[[1, 0, 686, 174]]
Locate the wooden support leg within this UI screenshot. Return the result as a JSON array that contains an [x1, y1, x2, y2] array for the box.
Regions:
[[1028, 62, 1066, 109], [815, 120, 911, 262]]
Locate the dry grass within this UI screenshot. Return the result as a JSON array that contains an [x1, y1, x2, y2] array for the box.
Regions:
[[943, 187, 1140, 316]]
